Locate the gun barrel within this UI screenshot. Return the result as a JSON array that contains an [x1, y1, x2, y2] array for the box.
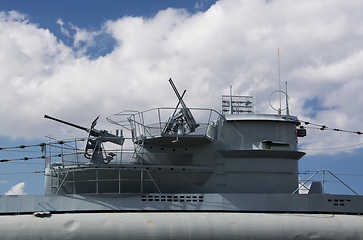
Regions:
[[44, 115, 89, 132]]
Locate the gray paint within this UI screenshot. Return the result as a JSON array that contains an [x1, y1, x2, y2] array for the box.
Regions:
[[1, 212, 362, 240], [1, 93, 363, 239], [1, 193, 362, 214]]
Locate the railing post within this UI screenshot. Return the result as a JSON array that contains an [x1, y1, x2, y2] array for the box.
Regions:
[[73, 171, 75, 194], [141, 171, 143, 194], [322, 170, 325, 193], [119, 169, 121, 194], [60, 141, 64, 167], [75, 139, 79, 166], [96, 168, 99, 194], [158, 108, 162, 134]]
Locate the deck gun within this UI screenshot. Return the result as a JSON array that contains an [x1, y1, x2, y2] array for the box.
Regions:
[[44, 115, 124, 165], [162, 78, 199, 134]]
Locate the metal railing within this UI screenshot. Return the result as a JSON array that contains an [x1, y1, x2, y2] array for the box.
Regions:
[[43, 136, 164, 194], [107, 107, 224, 141], [51, 166, 162, 195], [44, 136, 137, 167], [294, 170, 359, 195]]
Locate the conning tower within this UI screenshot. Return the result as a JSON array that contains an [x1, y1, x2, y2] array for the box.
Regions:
[[44, 80, 306, 195]]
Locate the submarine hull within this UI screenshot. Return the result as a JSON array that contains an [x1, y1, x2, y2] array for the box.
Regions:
[[1, 212, 363, 239]]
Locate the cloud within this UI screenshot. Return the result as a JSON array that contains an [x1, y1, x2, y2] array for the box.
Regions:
[[1, 0, 363, 155], [5, 182, 27, 195], [56, 18, 108, 57], [57, 18, 70, 37], [195, 0, 212, 10]]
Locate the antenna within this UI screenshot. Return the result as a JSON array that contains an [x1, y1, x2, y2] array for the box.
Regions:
[[269, 49, 290, 115], [285, 81, 289, 116], [230, 86, 233, 114], [278, 48, 281, 115]]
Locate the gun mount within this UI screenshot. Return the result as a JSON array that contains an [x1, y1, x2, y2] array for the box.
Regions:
[[44, 115, 124, 165], [162, 78, 199, 135]]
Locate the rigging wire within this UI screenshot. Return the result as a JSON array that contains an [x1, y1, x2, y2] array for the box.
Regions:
[[299, 171, 363, 177], [6, 162, 44, 165], [0, 156, 44, 162], [1, 149, 43, 153], [0, 153, 65, 163], [0, 139, 85, 163], [0, 171, 45, 175], [299, 141, 363, 151], [298, 119, 362, 135], [0, 141, 84, 151], [0, 143, 46, 150], [295, 118, 363, 151]]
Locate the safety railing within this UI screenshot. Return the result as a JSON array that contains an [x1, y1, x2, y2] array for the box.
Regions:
[[107, 107, 223, 141], [44, 136, 137, 167], [50, 166, 161, 195], [44, 136, 162, 194], [294, 170, 359, 195]]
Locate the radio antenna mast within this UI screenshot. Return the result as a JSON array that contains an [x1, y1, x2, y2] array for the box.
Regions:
[[230, 86, 233, 114], [285, 81, 289, 115], [278, 48, 281, 115]]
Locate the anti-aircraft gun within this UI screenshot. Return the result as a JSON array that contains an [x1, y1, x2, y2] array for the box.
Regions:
[[162, 78, 199, 135], [44, 115, 124, 165]]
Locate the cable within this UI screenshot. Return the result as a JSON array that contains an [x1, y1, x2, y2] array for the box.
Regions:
[[299, 119, 362, 135], [6, 162, 44, 165], [0, 153, 65, 163], [0, 143, 46, 151], [299, 171, 363, 177], [0, 149, 43, 153], [296, 119, 363, 150], [0, 171, 45, 175], [0, 156, 42, 162], [299, 142, 363, 151]]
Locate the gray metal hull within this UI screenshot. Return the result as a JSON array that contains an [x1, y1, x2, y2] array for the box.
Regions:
[[1, 212, 363, 239], [1, 193, 363, 239], [3, 94, 362, 239], [1, 193, 362, 214]]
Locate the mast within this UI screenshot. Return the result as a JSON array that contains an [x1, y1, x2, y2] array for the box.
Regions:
[[278, 48, 281, 115], [230, 86, 233, 114], [285, 81, 290, 116]]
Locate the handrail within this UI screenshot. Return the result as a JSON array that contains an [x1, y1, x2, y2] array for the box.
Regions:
[[108, 107, 223, 140], [51, 166, 163, 195], [108, 107, 224, 128], [44, 136, 136, 167], [294, 170, 359, 195]]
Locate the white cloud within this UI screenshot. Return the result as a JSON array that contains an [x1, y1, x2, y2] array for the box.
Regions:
[[72, 26, 95, 47], [1, 0, 363, 155], [57, 18, 70, 37], [5, 182, 27, 195], [195, 0, 213, 10]]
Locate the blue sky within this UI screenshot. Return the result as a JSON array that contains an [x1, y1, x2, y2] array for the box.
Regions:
[[0, 0, 214, 58], [1, 0, 363, 195]]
